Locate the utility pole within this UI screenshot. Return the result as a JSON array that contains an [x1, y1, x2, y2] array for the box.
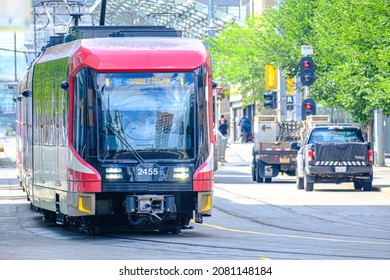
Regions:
[[278, 69, 286, 121], [100, 0, 107, 26], [374, 109, 385, 166], [208, 0, 216, 37], [14, 32, 17, 81]]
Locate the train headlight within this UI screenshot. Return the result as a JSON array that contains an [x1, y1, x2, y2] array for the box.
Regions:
[[106, 174, 123, 179], [173, 167, 190, 180], [105, 167, 123, 179]]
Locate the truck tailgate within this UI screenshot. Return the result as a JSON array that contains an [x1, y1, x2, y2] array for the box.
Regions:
[[315, 143, 369, 162]]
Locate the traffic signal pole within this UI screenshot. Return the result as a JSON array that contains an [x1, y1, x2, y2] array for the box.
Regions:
[[278, 69, 286, 121], [374, 109, 385, 166], [304, 85, 310, 99], [299, 55, 316, 120]]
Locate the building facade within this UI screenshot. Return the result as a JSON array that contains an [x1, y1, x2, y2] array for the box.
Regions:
[[209, 0, 276, 142]]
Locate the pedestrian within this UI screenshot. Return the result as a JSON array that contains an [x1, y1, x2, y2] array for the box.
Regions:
[[219, 115, 228, 127], [218, 118, 228, 137], [218, 118, 228, 161], [238, 114, 250, 143]]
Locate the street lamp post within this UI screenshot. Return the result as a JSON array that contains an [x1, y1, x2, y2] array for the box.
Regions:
[[374, 109, 385, 166], [208, 0, 216, 37]]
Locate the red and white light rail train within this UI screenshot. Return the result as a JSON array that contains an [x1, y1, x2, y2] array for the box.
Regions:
[[15, 26, 215, 234]]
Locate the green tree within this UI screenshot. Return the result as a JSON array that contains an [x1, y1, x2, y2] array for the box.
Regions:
[[208, 0, 390, 125], [207, 16, 267, 106], [312, 0, 390, 125]]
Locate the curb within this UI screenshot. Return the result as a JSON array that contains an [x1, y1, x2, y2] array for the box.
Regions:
[[372, 186, 390, 194]]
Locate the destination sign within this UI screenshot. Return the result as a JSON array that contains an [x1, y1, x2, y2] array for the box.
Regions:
[[104, 76, 185, 87], [128, 78, 172, 85]]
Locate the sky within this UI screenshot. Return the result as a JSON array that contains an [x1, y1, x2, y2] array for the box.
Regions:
[[0, 31, 26, 50], [0, 31, 29, 81], [0, 0, 31, 49]]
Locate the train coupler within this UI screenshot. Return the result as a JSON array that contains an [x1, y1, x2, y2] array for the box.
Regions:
[[125, 195, 175, 215]]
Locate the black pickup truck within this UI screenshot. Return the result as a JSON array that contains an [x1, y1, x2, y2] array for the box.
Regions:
[[293, 125, 373, 191]]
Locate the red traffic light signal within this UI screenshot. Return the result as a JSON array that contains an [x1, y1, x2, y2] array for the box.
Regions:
[[301, 98, 316, 120], [299, 56, 315, 86], [302, 61, 310, 68]]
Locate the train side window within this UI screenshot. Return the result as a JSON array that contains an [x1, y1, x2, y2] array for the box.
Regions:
[[73, 69, 87, 157], [86, 70, 98, 163]]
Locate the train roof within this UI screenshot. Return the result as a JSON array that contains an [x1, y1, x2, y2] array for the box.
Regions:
[[36, 37, 211, 73]]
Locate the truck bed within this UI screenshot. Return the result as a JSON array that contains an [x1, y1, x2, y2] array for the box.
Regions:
[[256, 143, 297, 165]]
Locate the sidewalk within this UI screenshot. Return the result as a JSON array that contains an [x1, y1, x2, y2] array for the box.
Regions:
[[0, 137, 16, 163], [220, 142, 390, 194]]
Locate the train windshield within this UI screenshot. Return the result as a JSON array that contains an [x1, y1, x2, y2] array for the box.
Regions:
[[96, 72, 195, 161]]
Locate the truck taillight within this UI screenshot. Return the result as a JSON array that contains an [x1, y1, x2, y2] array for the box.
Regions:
[[368, 149, 373, 163], [307, 149, 314, 162]]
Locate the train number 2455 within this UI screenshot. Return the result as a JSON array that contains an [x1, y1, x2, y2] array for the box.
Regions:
[[137, 167, 159, 176]]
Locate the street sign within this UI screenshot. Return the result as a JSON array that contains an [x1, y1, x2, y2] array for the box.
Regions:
[[301, 45, 313, 56]]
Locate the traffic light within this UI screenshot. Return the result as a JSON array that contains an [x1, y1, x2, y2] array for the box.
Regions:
[[265, 64, 277, 90], [299, 56, 315, 86], [301, 98, 316, 120], [264, 91, 277, 109], [286, 77, 294, 94], [215, 86, 225, 99]]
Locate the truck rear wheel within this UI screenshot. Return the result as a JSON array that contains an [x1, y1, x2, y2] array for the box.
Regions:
[[362, 181, 372, 192], [304, 174, 314, 191], [256, 173, 264, 183], [355, 175, 372, 191], [296, 176, 304, 190], [353, 180, 362, 190], [254, 160, 264, 183]]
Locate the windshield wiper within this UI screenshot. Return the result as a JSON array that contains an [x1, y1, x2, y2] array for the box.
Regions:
[[106, 123, 145, 163]]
